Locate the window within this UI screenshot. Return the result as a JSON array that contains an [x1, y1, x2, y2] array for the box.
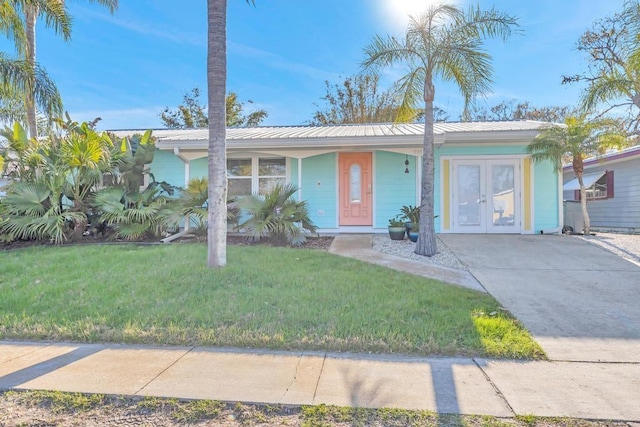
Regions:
[[349, 164, 361, 203], [227, 157, 287, 196], [574, 171, 614, 201], [258, 158, 286, 194], [227, 158, 252, 197]]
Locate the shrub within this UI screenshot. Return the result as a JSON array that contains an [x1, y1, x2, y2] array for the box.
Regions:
[[236, 183, 317, 246]]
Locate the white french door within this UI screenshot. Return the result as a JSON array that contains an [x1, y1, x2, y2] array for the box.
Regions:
[[451, 159, 521, 233]]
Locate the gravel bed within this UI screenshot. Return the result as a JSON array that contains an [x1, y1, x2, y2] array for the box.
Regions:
[[574, 232, 640, 265], [372, 234, 468, 271]]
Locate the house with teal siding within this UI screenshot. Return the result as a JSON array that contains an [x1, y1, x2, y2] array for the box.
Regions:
[[113, 121, 561, 234]]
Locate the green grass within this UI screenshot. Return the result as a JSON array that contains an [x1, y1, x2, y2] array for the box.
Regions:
[[0, 243, 544, 358]]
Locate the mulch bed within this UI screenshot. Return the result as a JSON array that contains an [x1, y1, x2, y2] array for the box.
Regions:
[[1, 235, 334, 251]]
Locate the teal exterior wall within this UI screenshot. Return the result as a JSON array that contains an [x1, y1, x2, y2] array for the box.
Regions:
[[149, 150, 185, 188], [190, 157, 208, 181], [434, 144, 559, 233], [434, 144, 529, 232], [374, 151, 417, 228], [301, 153, 337, 229], [533, 159, 560, 231], [148, 143, 559, 234]]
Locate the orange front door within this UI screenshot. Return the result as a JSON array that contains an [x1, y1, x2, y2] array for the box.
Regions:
[[339, 152, 372, 226]]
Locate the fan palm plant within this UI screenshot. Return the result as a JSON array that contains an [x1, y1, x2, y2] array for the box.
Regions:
[[160, 177, 238, 239], [0, 174, 85, 244], [236, 183, 316, 247]]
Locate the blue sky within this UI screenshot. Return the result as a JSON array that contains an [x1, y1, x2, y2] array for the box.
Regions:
[[10, 0, 625, 130]]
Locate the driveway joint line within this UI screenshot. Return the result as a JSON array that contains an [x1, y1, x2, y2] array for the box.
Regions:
[[311, 353, 327, 403], [472, 358, 516, 416], [133, 346, 195, 396], [280, 351, 305, 403], [0, 342, 55, 366]]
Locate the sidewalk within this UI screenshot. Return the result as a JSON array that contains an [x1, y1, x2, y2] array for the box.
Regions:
[[1, 341, 639, 420]]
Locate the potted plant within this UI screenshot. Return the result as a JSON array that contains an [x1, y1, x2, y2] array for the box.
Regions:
[[400, 205, 421, 234], [388, 215, 406, 240], [408, 223, 419, 242]]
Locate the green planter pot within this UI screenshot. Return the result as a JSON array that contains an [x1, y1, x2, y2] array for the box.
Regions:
[[388, 226, 406, 240]]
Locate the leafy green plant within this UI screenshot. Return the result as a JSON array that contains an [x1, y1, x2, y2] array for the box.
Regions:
[[0, 178, 85, 244], [236, 183, 317, 246], [388, 215, 404, 227], [93, 184, 171, 241], [161, 177, 239, 238], [400, 205, 420, 226], [0, 120, 124, 242]]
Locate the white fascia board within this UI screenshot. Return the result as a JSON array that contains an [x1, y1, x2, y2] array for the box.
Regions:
[[156, 130, 537, 152], [443, 130, 540, 143]]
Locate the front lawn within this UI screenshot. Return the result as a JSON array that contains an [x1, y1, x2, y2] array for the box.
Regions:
[[0, 244, 544, 358]]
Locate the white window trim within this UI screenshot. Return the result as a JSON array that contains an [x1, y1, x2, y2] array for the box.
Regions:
[[227, 155, 288, 196]]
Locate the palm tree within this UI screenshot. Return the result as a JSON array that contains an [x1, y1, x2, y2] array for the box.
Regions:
[[362, 3, 519, 256], [527, 116, 625, 236], [206, 0, 253, 268], [0, 2, 27, 53], [0, 53, 62, 128], [16, 0, 117, 138]]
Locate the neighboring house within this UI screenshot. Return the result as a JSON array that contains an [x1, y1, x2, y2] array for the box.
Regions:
[[563, 145, 640, 232], [113, 121, 561, 234]]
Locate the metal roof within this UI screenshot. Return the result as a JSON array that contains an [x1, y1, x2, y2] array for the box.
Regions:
[[110, 121, 552, 143], [562, 144, 640, 171]]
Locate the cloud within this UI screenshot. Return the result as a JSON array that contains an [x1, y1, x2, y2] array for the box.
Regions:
[[75, 6, 205, 47], [69, 107, 164, 131], [228, 41, 338, 81]]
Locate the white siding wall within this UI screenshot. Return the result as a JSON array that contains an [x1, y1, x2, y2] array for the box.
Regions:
[[564, 158, 640, 230]]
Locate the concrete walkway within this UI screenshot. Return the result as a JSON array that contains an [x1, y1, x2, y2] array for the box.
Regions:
[[1, 341, 640, 420], [328, 234, 484, 292]]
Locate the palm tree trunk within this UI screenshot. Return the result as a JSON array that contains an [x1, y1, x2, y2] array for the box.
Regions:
[[25, 5, 38, 139], [577, 173, 591, 235], [415, 79, 437, 257], [206, 0, 228, 268]]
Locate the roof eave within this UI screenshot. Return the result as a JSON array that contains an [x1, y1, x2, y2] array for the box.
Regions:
[[156, 129, 539, 151]]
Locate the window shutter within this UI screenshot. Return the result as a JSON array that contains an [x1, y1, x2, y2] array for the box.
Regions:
[[574, 190, 581, 201], [606, 170, 614, 199]]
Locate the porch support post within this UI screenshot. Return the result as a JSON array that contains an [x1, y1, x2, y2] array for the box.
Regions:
[[416, 154, 422, 204], [298, 157, 302, 201], [174, 147, 191, 232]]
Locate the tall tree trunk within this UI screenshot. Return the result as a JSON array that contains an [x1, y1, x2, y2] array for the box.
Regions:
[[577, 173, 591, 235], [572, 156, 590, 235], [415, 78, 437, 257], [25, 5, 38, 139], [207, 0, 228, 268]]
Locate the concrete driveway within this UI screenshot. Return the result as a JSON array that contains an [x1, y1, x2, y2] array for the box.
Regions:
[[439, 234, 640, 362]]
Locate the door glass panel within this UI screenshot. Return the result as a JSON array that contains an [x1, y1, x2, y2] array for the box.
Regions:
[[491, 165, 515, 226], [457, 165, 481, 226], [350, 164, 361, 203]]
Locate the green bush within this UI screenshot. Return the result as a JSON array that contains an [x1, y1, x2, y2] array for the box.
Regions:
[[236, 183, 317, 246]]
